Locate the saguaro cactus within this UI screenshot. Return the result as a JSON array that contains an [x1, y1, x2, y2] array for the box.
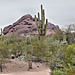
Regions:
[[35, 5, 48, 42], [0, 55, 3, 72], [26, 36, 32, 69], [0, 28, 2, 36], [62, 32, 67, 44], [63, 32, 66, 42]]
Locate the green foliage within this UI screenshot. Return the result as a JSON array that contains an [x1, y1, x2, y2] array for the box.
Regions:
[[32, 38, 49, 61], [46, 39, 68, 74], [51, 29, 63, 41], [49, 43, 75, 75], [7, 33, 23, 44], [5, 33, 27, 57], [31, 36, 67, 62], [0, 36, 9, 72], [62, 44, 75, 75], [0, 26, 74, 72], [67, 67, 75, 75], [64, 44, 75, 66], [50, 69, 68, 75], [65, 24, 75, 44], [8, 39, 26, 57]]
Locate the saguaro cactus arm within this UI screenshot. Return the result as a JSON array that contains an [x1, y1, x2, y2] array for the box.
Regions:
[[44, 19, 48, 35], [35, 15, 38, 27]]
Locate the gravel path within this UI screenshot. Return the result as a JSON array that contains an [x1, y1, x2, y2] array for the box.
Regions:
[[1, 69, 50, 75], [0, 58, 50, 75]]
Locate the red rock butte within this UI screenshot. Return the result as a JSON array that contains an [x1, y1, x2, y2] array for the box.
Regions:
[[3, 14, 59, 37]]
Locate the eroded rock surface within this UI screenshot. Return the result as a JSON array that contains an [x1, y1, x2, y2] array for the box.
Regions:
[[3, 14, 59, 37]]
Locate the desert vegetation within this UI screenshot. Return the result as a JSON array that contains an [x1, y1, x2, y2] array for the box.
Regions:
[[0, 24, 75, 75], [0, 5, 75, 75]]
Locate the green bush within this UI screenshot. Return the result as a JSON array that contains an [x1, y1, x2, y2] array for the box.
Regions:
[[31, 36, 50, 61], [0, 38, 9, 72], [64, 44, 75, 66], [67, 67, 75, 75], [50, 69, 68, 75]]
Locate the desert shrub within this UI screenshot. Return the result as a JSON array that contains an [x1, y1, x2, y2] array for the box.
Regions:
[[32, 39, 48, 61], [67, 67, 75, 75], [64, 44, 75, 66], [50, 44, 75, 75], [65, 24, 75, 44], [48, 40, 67, 69], [0, 39, 9, 72], [63, 44, 75, 75], [50, 69, 68, 75], [51, 29, 64, 42], [8, 40, 27, 58], [31, 36, 52, 61], [6, 33, 27, 58], [7, 34, 24, 44]]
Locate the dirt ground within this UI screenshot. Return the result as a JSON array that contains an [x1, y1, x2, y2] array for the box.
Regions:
[[0, 58, 50, 75]]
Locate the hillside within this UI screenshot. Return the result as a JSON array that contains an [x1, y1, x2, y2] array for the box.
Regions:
[[3, 14, 59, 37]]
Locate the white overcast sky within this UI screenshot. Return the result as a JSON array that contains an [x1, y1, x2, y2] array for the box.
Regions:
[[0, 0, 75, 29]]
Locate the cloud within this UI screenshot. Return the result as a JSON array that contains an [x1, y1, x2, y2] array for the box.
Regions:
[[0, 0, 75, 29]]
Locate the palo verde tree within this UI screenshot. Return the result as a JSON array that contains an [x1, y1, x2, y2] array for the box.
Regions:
[[65, 24, 75, 44], [35, 5, 48, 42], [51, 29, 64, 42]]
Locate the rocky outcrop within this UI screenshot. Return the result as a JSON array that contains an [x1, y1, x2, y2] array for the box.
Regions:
[[3, 14, 59, 37]]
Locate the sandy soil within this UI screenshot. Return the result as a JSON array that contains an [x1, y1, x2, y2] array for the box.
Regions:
[[0, 58, 50, 75]]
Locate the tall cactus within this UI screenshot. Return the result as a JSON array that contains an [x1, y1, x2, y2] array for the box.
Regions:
[[62, 32, 67, 44], [26, 36, 32, 69], [35, 5, 48, 42], [63, 32, 66, 42], [0, 28, 2, 36]]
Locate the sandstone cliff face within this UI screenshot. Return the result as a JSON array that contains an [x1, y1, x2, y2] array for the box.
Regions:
[[3, 14, 59, 37]]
